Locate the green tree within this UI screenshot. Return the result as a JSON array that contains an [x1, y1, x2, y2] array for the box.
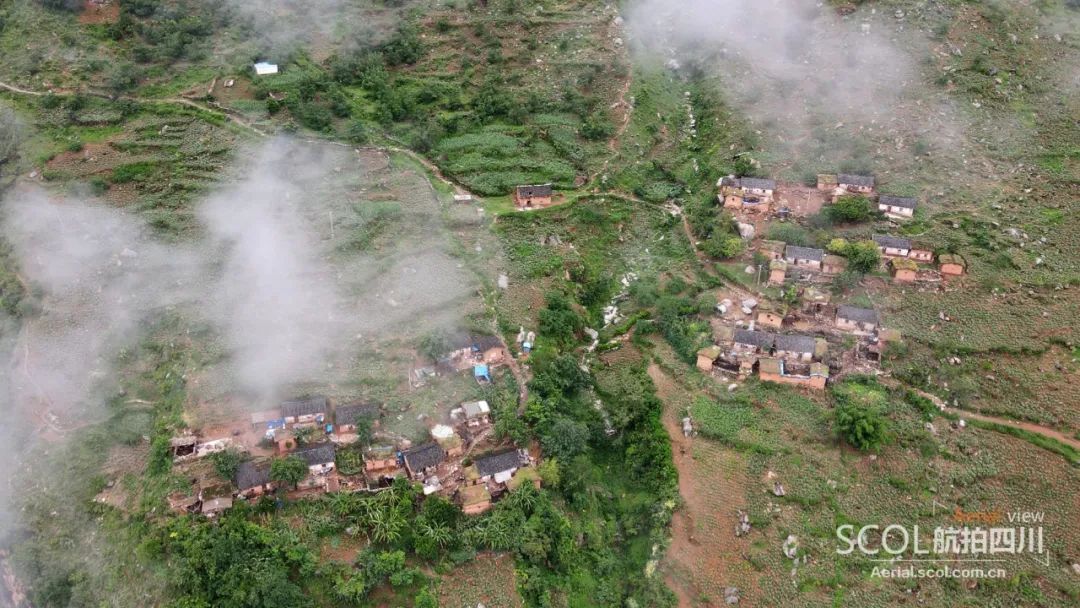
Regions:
[[0, 105, 23, 175], [846, 240, 882, 273], [419, 329, 450, 360], [269, 455, 308, 489], [538, 291, 583, 346], [209, 449, 243, 481], [826, 195, 876, 223], [541, 417, 589, 461], [414, 587, 439, 608], [835, 400, 888, 451]]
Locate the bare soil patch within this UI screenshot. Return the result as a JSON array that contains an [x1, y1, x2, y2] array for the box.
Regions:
[[648, 363, 760, 607], [78, 0, 119, 25]]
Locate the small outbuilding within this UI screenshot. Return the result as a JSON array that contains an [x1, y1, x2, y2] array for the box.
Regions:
[[768, 259, 788, 285], [890, 258, 919, 283], [938, 253, 966, 276], [696, 345, 722, 372], [253, 62, 279, 76]]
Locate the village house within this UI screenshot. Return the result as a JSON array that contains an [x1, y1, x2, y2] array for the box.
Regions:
[[816, 173, 838, 191], [878, 195, 917, 219], [835, 305, 879, 334], [938, 253, 966, 276], [784, 245, 825, 270], [757, 358, 829, 390], [250, 409, 286, 433], [733, 329, 775, 355], [822, 254, 848, 275], [759, 240, 787, 261], [718, 176, 775, 211], [837, 174, 875, 194], [234, 461, 274, 499], [908, 243, 934, 262], [696, 345, 722, 372], [767, 259, 787, 285], [473, 449, 527, 485], [281, 396, 328, 425], [513, 184, 553, 209], [458, 484, 492, 515], [873, 234, 912, 258], [890, 258, 919, 283], [294, 443, 336, 479], [402, 443, 446, 480], [335, 402, 379, 433], [457, 400, 491, 428], [773, 334, 818, 362], [363, 446, 401, 483]]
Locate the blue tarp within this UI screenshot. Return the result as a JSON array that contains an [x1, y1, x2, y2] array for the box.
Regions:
[[474, 364, 491, 382]]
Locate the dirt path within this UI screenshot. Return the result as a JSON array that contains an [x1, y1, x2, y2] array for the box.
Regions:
[[648, 363, 758, 607], [902, 385, 1080, 452]]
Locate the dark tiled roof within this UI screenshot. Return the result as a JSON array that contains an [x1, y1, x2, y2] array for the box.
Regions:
[[516, 184, 553, 197], [774, 334, 816, 353], [281, 396, 328, 418], [474, 450, 522, 477], [737, 177, 777, 191], [873, 234, 912, 250], [784, 245, 824, 262], [836, 305, 878, 324], [294, 443, 335, 466], [838, 174, 875, 188], [234, 461, 270, 490], [878, 195, 917, 210], [734, 329, 775, 349], [336, 402, 379, 425], [403, 443, 446, 472]]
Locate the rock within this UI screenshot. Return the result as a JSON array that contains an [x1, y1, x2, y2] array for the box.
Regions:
[[782, 535, 799, 559], [584, 327, 599, 340], [741, 298, 758, 309], [724, 587, 740, 604], [773, 482, 786, 497], [924, 422, 937, 435], [958, 419, 966, 429], [1071, 563, 1080, 575], [497, 274, 509, 289], [827, 479, 838, 489], [744, 265, 755, 274], [727, 383, 738, 392], [737, 222, 755, 239], [868, 454, 877, 462]]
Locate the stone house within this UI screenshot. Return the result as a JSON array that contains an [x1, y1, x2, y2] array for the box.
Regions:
[[773, 334, 817, 362], [294, 443, 336, 478], [873, 234, 912, 258], [784, 245, 825, 270], [759, 240, 787, 261], [908, 244, 934, 262], [878, 195, 917, 218], [835, 305, 879, 334], [281, 396, 328, 425], [513, 184, 553, 209], [335, 402, 379, 433], [837, 174, 875, 194], [473, 449, 526, 485], [402, 443, 446, 480], [733, 329, 775, 354], [234, 461, 274, 499], [822, 254, 847, 275]]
